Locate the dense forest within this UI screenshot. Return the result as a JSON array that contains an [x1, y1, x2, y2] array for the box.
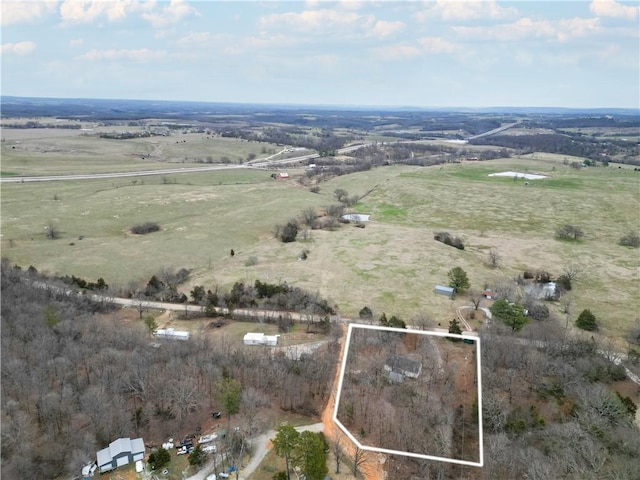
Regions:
[[0, 262, 337, 479]]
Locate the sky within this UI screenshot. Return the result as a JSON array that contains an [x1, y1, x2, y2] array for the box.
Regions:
[[1, 0, 639, 109]]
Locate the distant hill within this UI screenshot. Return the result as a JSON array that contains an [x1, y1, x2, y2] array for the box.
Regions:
[[1, 96, 638, 119]]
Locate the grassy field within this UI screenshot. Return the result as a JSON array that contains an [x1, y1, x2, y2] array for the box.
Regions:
[[1, 127, 279, 175], [2, 149, 639, 343]]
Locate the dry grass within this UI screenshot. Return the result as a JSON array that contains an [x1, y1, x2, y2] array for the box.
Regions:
[[2, 153, 638, 346]]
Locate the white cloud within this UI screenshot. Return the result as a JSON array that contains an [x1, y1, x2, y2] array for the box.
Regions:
[[1, 1, 56, 26], [258, 8, 372, 33], [76, 48, 166, 61], [142, 0, 199, 29], [176, 31, 213, 47], [371, 36, 459, 60], [556, 17, 601, 42], [415, 0, 518, 22], [453, 17, 601, 42], [1, 41, 36, 56], [338, 0, 366, 11], [371, 20, 405, 38], [590, 0, 639, 20], [70, 38, 85, 47], [58, 0, 196, 26], [220, 34, 298, 55], [418, 36, 460, 54], [60, 0, 112, 23], [371, 44, 422, 60]]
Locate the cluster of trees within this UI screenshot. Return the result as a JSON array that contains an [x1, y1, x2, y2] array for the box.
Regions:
[[3, 121, 81, 129], [471, 132, 623, 163], [0, 261, 338, 479], [190, 279, 335, 326], [490, 298, 529, 332], [273, 425, 328, 480], [99, 131, 159, 140], [274, 191, 365, 243], [60, 274, 109, 291]]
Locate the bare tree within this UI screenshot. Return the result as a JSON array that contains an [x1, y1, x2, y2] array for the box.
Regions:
[[332, 429, 344, 474], [45, 222, 59, 240], [411, 313, 434, 330], [488, 248, 501, 269], [469, 290, 484, 310], [353, 445, 368, 477], [563, 264, 582, 281], [301, 207, 317, 227]]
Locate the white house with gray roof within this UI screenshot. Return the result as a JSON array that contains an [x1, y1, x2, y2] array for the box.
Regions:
[[96, 437, 145, 473]]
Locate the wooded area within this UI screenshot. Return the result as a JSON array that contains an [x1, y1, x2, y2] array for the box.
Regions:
[[0, 262, 337, 479]]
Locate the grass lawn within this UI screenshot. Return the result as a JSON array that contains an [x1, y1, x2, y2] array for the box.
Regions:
[[2, 154, 638, 346]]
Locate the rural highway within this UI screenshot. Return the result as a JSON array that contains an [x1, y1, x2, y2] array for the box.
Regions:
[[0, 144, 370, 183]]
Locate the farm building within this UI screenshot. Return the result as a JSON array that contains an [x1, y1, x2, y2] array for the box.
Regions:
[[384, 354, 423, 381], [243, 332, 279, 346], [277, 172, 289, 179], [341, 213, 371, 222], [96, 437, 145, 474], [434, 285, 455, 298], [154, 328, 190, 341]]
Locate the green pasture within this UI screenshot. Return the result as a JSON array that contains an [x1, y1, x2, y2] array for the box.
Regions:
[[2, 153, 639, 341]]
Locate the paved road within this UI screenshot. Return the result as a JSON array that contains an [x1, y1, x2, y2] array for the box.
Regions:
[[1, 144, 370, 183], [0, 164, 249, 183]]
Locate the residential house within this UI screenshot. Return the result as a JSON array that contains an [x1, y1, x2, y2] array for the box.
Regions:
[[384, 354, 423, 382], [96, 437, 145, 474]]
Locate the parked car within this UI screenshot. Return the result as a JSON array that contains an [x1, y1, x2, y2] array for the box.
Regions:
[[199, 434, 218, 444], [202, 445, 217, 454], [176, 446, 188, 455]]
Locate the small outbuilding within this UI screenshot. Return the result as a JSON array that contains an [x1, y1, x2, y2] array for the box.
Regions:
[[434, 285, 455, 298], [96, 437, 145, 474], [154, 328, 190, 341], [243, 332, 279, 346], [341, 213, 371, 222]]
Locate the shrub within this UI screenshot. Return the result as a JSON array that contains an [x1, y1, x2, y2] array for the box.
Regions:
[[279, 220, 298, 243], [619, 231, 640, 248], [576, 309, 598, 331], [131, 222, 160, 235], [359, 306, 373, 320], [245, 256, 258, 267], [434, 232, 464, 250], [556, 274, 572, 292], [555, 224, 584, 241]]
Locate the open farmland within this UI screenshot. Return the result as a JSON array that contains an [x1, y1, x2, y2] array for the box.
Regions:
[[1, 125, 282, 176], [2, 149, 638, 342]]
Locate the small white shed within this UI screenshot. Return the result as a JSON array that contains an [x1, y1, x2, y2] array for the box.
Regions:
[[154, 328, 190, 341], [243, 332, 279, 346]]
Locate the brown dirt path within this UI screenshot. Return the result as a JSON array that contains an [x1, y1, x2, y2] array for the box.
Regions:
[[321, 324, 386, 480]]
